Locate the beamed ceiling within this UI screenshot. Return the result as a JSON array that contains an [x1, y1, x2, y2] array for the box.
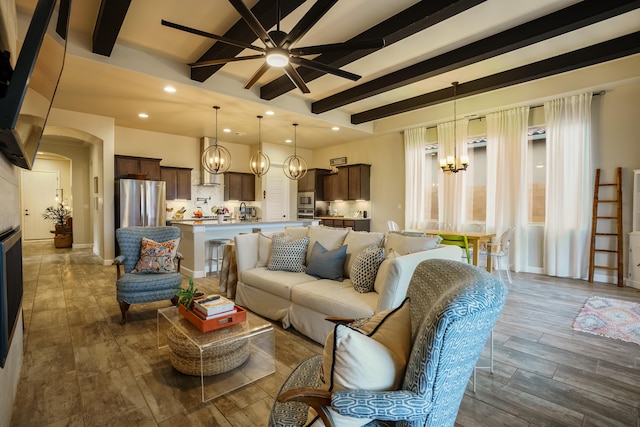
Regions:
[[14, 0, 640, 149]]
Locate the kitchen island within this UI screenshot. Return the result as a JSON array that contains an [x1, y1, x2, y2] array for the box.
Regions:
[[171, 219, 317, 278]]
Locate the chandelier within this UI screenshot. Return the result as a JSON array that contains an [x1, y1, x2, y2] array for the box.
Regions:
[[283, 123, 308, 180], [250, 115, 270, 177], [440, 81, 469, 173], [201, 106, 231, 174]]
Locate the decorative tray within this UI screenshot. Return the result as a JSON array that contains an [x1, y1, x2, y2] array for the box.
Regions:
[[178, 304, 247, 333]]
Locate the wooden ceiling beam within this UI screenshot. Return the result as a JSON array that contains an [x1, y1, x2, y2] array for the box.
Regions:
[[259, 0, 486, 100], [314, 0, 640, 114], [92, 0, 132, 56], [351, 31, 640, 124], [191, 0, 306, 82]]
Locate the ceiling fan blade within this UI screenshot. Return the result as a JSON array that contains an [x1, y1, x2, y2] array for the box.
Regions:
[[283, 64, 310, 94], [161, 20, 264, 52], [244, 63, 270, 90], [290, 38, 385, 56], [189, 54, 264, 68], [228, 0, 273, 47], [282, 0, 338, 47], [290, 57, 361, 81]]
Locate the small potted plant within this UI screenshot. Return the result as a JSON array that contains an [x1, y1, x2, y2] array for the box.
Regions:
[[42, 203, 72, 248], [174, 278, 202, 311], [212, 205, 229, 223]]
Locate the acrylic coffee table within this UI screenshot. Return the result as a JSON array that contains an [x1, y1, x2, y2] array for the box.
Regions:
[[157, 306, 275, 402]]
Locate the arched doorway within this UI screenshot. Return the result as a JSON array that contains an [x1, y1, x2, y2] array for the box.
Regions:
[[19, 126, 104, 252]]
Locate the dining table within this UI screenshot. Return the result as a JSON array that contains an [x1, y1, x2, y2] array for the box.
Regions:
[[416, 229, 496, 272]]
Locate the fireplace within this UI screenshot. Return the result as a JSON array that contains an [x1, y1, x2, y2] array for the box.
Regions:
[[0, 226, 23, 368]]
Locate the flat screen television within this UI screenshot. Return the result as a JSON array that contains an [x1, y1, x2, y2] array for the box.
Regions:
[[0, 0, 70, 170]]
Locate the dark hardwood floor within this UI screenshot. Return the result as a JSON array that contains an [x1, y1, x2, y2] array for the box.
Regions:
[[10, 242, 640, 426]]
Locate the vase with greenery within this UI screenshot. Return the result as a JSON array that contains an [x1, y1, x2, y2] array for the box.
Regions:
[[42, 203, 72, 233]]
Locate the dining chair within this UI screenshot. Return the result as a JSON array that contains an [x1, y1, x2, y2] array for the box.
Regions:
[[439, 233, 471, 264], [387, 220, 400, 231], [481, 226, 515, 284]]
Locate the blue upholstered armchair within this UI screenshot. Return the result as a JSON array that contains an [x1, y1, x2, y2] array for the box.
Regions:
[[114, 226, 183, 324], [269, 259, 507, 427]]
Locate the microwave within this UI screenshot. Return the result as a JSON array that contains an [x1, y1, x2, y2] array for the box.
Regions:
[[298, 192, 314, 208]]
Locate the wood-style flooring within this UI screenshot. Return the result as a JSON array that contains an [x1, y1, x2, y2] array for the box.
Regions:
[[10, 242, 640, 426]]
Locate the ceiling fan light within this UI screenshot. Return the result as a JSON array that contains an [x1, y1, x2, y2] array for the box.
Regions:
[[266, 48, 289, 67]]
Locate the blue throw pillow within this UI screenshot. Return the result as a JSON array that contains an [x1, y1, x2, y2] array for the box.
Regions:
[[306, 241, 347, 281]]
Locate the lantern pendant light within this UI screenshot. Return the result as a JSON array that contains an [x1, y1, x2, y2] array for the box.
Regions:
[[201, 106, 231, 174], [283, 123, 308, 180], [250, 115, 271, 177]]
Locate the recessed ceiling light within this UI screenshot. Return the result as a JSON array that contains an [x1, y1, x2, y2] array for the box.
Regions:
[[285, 139, 292, 144], [164, 86, 176, 93], [331, 126, 340, 131], [265, 110, 275, 115], [138, 113, 149, 118], [223, 128, 231, 133]]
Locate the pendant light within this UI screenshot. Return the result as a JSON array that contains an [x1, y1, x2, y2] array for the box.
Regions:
[[439, 82, 469, 173], [283, 123, 308, 180], [201, 106, 231, 174], [250, 115, 270, 177]]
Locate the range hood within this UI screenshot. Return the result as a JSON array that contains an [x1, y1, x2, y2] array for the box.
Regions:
[[200, 137, 224, 186]]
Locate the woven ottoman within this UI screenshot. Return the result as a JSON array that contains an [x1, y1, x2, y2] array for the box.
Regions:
[[167, 326, 250, 376]]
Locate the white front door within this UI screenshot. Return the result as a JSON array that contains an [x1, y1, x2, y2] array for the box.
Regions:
[[263, 172, 290, 221], [22, 170, 59, 240]]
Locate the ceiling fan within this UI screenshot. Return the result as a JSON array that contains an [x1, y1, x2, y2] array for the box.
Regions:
[[161, 0, 385, 93]]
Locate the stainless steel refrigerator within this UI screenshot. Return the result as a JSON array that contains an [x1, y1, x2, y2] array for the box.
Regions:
[[116, 179, 166, 228]]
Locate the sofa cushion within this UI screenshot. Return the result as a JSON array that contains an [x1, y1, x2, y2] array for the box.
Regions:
[[306, 242, 347, 282], [268, 236, 309, 273], [342, 231, 385, 277], [240, 267, 318, 300], [306, 226, 350, 264], [384, 232, 440, 256], [255, 233, 277, 267], [291, 279, 376, 319], [351, 245, 385, 293], [284, 226, 310, 241], [318, 299, 412, 427], [131, 237, 180, 273]]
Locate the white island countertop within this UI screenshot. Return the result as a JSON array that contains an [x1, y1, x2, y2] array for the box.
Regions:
[[171, 219, 317, 278]]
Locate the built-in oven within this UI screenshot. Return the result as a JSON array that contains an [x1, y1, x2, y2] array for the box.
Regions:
[[297, 208, 315, 220], [298, 191, 314, 209]]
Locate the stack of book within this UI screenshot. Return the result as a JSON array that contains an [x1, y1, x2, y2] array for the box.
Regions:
[[192, 295, 237, 320]]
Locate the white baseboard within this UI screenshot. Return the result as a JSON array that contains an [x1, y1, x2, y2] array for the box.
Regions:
[[72, 243, 93, 249]]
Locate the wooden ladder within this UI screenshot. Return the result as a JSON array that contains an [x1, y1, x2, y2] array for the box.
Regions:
[[588, 167, 623, 286]]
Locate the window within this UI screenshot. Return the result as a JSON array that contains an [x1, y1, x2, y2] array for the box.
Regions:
[[424, 127, 546, 225]]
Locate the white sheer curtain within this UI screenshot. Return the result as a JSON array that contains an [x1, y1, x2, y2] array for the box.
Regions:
[[544, 93, 593, 279], [437, 118, 469, 229], [485, 106, 530, 272], [404, 127, 431, 229]]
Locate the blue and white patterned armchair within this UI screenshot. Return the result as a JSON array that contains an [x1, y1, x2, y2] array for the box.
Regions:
[[269, 259, 508, 426], [114, 226, 183, 324]]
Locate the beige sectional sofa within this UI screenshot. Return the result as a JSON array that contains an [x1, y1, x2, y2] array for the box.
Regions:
[[234, 226, 463, 344]]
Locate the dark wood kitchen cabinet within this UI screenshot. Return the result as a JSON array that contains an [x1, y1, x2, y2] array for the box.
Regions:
[[320, 218, 370, 231], [115, 155, 162, 181], [348, 164, 371, 200], [323, 164, 369, 201], [224, 172, 255, 201], [161, 166, 192, 200], [298, 168, 330, 199]]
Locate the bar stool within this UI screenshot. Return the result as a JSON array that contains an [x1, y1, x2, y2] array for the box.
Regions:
[[208, 238, 231, 276]]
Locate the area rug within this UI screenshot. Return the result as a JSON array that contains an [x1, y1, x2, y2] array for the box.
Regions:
[[572, 296, 640, 345]]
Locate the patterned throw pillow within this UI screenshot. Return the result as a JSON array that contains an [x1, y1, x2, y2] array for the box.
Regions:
[[267, 236, 309, 273], [351, 245, 385, 293], [131, 237, 180, 273]]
